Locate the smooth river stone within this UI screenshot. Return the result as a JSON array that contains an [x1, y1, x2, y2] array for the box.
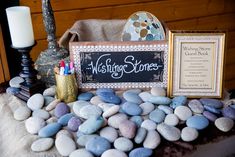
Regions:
[[54, 102, 70, 118], [38, 123, 62, 137], [119, 120, 137, 139], [139, 92, 152, 102], [215, 117, 234, 132], [164, 114, 179, 126], [222, 106, 235, 120], [86, 136, 111, 156], [150, 87, 166, 96], [158, 105, 173, 114], [200, 98, 223, 108], [100, 126, 118, 142], [149, 109, 165, 123], [143, 130, 161, 149], [129, 147, 153, 157], [170, 96, 187, 109], [123, 91, 143, 104], [102, 149, 127, 157], [78, 92, 94, 101], [114, 137, 133, 152], [108, 113, 128, 129], [204, 105, 221, 114], [148, 96, 171, 105], [9, 76, 24, 88], [98, 92, 121, 104], [46, 116, 58, 124], [77, 134, 99, 146], [25, 117, 46, 134], [174, 106, 192, 121], [126, 89, 142, 94], [96, 88, 114, 95], [70, 149, 94, 157], [130, 116, 143, 127], [55, 135, 76, 156], [6, 87, 20, 95], [203, 111, 218, 122], [157, 123, 181, 141], [56, 129, 73, 139], [141, 119, 157, 130], [27, 93, 44, 111], [68, 117, 81, 132], [186, 115, 209, 130], [181, 127, 199, 142], [14, 106, 31, 121], [98, 103, 114, 112], [33, 109, 50, 120], [102, 105, 120, 118], [79, 105, 102, 119], [134, 127, 147, 144], [79, 116, 104, 134], [58, 113, 74, 126], [45, 99, 60, 111], [31, 138, 54, 152], [140, 102, 155, 115], [90, 96, 104, 105], [44, 96, 55, 106], [72, 100, 91, 116], [43, 86, 56, 97], [188, 99, 204, 114], [122, 102, 142, 116]]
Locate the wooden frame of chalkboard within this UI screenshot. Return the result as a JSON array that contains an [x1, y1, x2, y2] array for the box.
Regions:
[[70, 37, 168, 89]]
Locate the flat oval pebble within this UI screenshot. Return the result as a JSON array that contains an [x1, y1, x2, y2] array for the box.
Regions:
[[86, 136, 111, 156], [44, 96, 55, 106], [129, 147, 153, 157], [158, 105, 173, 114], [14, 106, 31, 121], [148, 96, 171, 105], [56, 129, 73, 139], [140, 102, 155, 115], [43, 87, 56, 96], [9, 76, 24, 88], [55, 135, 76, 156], [68, 117, 81, 132], [46, 116, 58, 124], [170, 96, 187, 109], [72, 100, 91, 116], [149, 109, 165, 123], [45, 99, 60, 111], [38, 123, 62, 137], [203, 111, 217, 122], [31, 138, 54, 152], [141, 119, 157, 130], [70, 149, 94, 157], [122, 102, 142, 116], [119, 120, 137, 139], [79, 105, 102, 119], [157, 123, 181, 141], [126, 89, 142, 94], [114, 137, 133, 152], [78, 92, 94, 101], [164, 114, 179, 126], [200, 98, 223, 108], [79, 116, 104, 134], [101, 149, 127, 157], [100, 126, 118, 142], [54, 102, 70, 118], [222, 106, 235, 120], [108, 113, 128, 129], [134, 127, 147, 144], [188, 99, 204, 114], [90, 96, 104, 105], [174, 106, 192, 121], [96, 88, 114, 95], [6, 87, 20, 95], [77, 134, 98, 146], [204, 105, 221, 114], [27, 93, 44, 111], [150, 87, 166, 96], [98, 92, 121, 104], [33, 109, 50, 120], [143, 130, 161, 149], [130, 116, 143, 127], [25, 117, 46, 134], [102, 105, 120, 118], [123, 91, 142, 104], [215, 117, 234, 132], [181, 127, 198, 142], [139, 92, 152, 102], [186, 115, 209, 130], [58, 113, 74, 126], [98, 103, 114, 112]]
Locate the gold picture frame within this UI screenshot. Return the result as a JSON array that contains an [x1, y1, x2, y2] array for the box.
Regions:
[[168, 31, 226, 98]]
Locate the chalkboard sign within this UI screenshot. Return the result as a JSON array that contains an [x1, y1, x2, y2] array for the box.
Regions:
[[70, 41, 168, 89]]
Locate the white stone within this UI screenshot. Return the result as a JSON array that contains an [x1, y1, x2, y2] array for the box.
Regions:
[[98, 103, 113, 112], [9, 76, 24, 88], [79, 105, 102, 119], [70, 149, 94, 157], [43, 86, 56, 96], [33, 109, 50, 120], [150, 87, 166, 96], [55, 135, 76, 156], [72, 100, 91, 116], [101, 149, 127, 157], [157, 123, 181, 141], [188, 99, 204, 114], [27, 94, 44, 111], [13, 106, 31, 121], [45, 99, 60, 111], [100, 126, 118, 142], [31, 138, 54, 152], [102, 105, 120, 118], [139, 92, 152, 102], [114, 137, 133, 152], [143, 130, 161, 149], [25, 117, 46, 134], [141, 119, 157, 130], [108, 113, 128, 129], [90, 96, 104, 105], [46, 116, 57, 124], [174, 106, 192, 121], [140, 102, 155, 115], [56, 129, 73, 139], [181, 127, 198, 142], [215, 117, 234, 132], [164, 114, 179, 126]]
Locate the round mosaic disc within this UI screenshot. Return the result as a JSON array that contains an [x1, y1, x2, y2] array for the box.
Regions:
[[122, 11, 166, 41]]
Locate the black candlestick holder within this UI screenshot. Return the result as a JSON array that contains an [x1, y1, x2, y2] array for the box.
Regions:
[[12, 42, 45, 101]]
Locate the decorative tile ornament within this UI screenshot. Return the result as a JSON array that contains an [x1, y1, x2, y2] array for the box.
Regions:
[[122, 11, 166, 41]]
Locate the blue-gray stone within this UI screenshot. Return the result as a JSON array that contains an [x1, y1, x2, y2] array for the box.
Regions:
[[44, 96, 55, 106], [126, 89, 142, 94], [158, 105, 173, 114], [149, 109, 165, 123], [222, 106, 235, 120], [85, 136, 111, 156], [129, 147, 153, 157], [231, 104, 235, 109], [6, 87, 20, 95], [186, 115, 209, 130], [38, 123, 62, 137], [122, 102, 142, 116], [130, 116, 143, 127], [96, 88, 114, 95], [77, 134, 99, 146], [203, 111, 217, 122], [79, 116, 104, 134], [139, 92, 152, 102], [148, 96, 171, 105], [76, 131, 85, 138], [200, 98, 223, 108], [123, 91, 142, 104], [170, 96, 187, 109], [134, 128, 147, 144], [77, 92, 94, 101], [204, 105, 221, 114], [58, 113, 74, 126], [98, 92, 121, 104]]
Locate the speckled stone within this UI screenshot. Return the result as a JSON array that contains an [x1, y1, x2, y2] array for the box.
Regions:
[[157, 123, 181, 141], [215, 117, 234, 132]]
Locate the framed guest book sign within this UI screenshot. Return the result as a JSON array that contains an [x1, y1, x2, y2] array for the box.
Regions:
[[168, 31, 226, 98], [70, 40, 168, 89]]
